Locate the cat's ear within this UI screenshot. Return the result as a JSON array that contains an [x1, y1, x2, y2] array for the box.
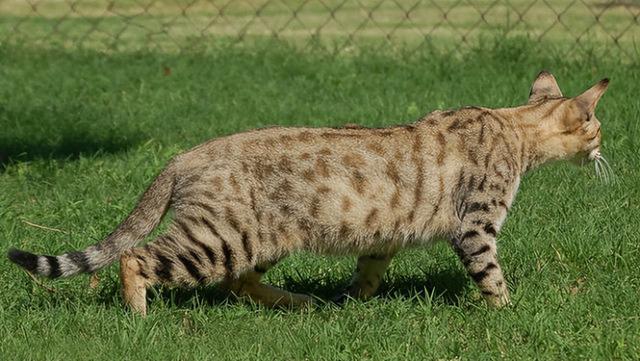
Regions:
[[574, 78, 609, 114], [528, 70, 563, 103]]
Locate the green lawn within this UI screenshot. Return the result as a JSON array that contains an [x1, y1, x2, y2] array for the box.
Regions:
[[0, 41, 639, 360]]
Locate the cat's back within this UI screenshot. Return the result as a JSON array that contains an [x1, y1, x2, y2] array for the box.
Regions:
[[170, 115, 483, 244]]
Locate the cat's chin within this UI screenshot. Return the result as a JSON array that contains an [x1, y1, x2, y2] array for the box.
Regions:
[[571, 147, 601, 166], [568, 153, 594, 167]]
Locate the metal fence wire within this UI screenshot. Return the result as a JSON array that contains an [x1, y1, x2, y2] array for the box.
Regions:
[[1, 0, 639, 58]]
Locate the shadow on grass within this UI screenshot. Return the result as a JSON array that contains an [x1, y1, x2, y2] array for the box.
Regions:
[[377, 269, 468, 305], [0, 135, 140, 169], [94, 268, 469, 311], [0, 104, 143, 170]]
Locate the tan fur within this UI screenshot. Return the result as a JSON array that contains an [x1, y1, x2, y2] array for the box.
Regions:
[[8, 71, 609, 315], [120, 252, 147, 316]]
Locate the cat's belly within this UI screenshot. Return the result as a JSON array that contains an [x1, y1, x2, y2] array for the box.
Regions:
[[303, 221, 455, 256]]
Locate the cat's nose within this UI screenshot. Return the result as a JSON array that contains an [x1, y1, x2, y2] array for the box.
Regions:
[[589, 148, 601, 160]]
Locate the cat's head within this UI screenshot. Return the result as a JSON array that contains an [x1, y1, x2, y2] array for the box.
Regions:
[[527, 71, 609, 169]]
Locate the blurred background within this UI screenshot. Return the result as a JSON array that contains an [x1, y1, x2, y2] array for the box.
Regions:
[[1, 0, 639, 58]]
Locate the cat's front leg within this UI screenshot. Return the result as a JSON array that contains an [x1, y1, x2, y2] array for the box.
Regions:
[[452, 201, 511, 308]]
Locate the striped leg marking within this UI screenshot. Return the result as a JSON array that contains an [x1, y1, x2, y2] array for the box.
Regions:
[[453, 201, 510, 308]]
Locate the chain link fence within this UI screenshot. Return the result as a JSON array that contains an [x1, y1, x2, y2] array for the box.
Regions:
[[1, 0, 639, 58]]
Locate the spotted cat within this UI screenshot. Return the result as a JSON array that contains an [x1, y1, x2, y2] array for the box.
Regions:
[[8, 71, 609, 315]]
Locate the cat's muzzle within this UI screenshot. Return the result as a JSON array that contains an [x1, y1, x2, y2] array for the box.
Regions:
[[588, 148, 601, 161]]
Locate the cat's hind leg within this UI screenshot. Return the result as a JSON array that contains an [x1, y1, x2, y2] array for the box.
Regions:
[[335, 253, 394, 302], [118, 227, 257, 315], [222, 263, 314, 308], [120, 250, 148, 316]]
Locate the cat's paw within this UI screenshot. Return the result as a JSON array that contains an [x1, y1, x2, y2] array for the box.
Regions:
[[293, 293, 317, 308], [484, 290, 511, 309], [330, 292, 352, 305], [331, 286, 375, 305]]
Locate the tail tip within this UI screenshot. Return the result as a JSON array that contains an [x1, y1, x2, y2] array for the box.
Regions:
[[7, 248, 39, 273]]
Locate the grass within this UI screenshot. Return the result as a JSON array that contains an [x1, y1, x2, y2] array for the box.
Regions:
[[0, 40, 639, 360]]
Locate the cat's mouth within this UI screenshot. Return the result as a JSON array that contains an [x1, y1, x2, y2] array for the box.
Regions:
[[575, 147, 614, 182]]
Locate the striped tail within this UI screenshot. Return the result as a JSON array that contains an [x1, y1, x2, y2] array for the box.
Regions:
[[7, 163, 176, 279]]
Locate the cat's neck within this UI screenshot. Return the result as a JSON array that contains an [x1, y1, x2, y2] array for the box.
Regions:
[[493, 100, 568, 172]]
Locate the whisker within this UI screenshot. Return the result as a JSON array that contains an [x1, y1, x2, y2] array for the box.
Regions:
[[600, 156, 613, 173], [605, 165, 612, 183], [597, 159, 610, 183], [602, 160, 611, 183], [601, 158, 616, 184], [598, 156, 614, 180]]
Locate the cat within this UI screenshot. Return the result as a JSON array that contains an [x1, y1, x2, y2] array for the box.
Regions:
[[8, 71, 609, 315]]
